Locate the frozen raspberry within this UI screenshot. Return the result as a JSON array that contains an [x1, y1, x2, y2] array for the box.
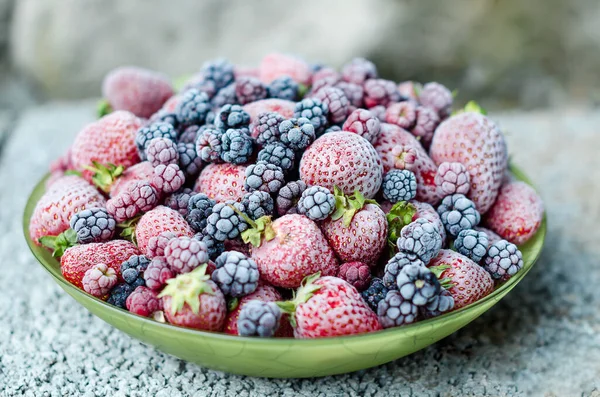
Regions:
[[396, 263, 441, 306], [220, 129, 254, 165], [69, 208, 116, 244], [126, 286, 162, 317], [342, 108, 380, 143], [369, 105, 386, 122], [411, 106, 440, 147], [164, 236, 209, 274], [377, 290, 418, 328], [143, 257, 175, 290], [244, 161, 285, 194], [455, 229, 489, 263], [145, 137, 179, 167], [437, 194, 481, 237], [421, 289, 455, 318], [205, 201, 249, 242], [106, 181, 160, 222], [382, 169, 418, 203], [196, 128, 225, 164], [385, 101, 417, 130], [418, 82, 453, 118], [276, 180, 307, 216], [176, 88, 211, 126], [309, 75, 340, 97], [194, 230, 225, 260], [311, 66, 340, 84], [398, 81, 420, 101], [312, 86, 350, 124], [337, 262, 371, 291], [135, 122, 177, 160], [121, 255, 151, 287], [177, 142, 203, 179], [297, 186, 335, 221], [267, 76, 299, 101], [336, 81, 364, 108], [257, 142, 295, 173], [146, 231, 176, 258], [252, 112, 285, 145], [212, 251, 260, 298], [397, 218, 443, 264], [178, 125, 200, 144], [186, 193, 216, 233], [201, 58, 235, 90], [364, 79, 401, 108], [390, 145, 417, 171], [341, 57, 377, 85], [82, 263, 118, 298], [152, 163, 185, 194], [238, 300, 282, 337], [107, 283, 135, 308], [483, 240, 524, 280], [215, 104, 251, 130], [278, 117, 316, 151], [435, 162, 471, 197], [382, 251, 425, 289], [235, 77, 267, 105], [294, 98, 328, 135], [259, 53, 312, 85], [241, 191, 274, 220], [211, 83, 237, 108], [361, 278, 390, 312]]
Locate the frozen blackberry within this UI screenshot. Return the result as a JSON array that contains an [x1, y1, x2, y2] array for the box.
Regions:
[[211, 83, 237, 108], [177, 142, 203, 179], [382, 251, 425, 289], [293, 98, 329, 135], [253, 112, 285, 145], [278, 117, 316, 151], [267, 75, 299, 101], [201, 58, 235, 90], [238, 300, 282, 337], [297, 186, 335, 221], [107, 283, 135, 309], [437, 194, 481, 237], [196, 128, 225, 163], [164, 188, 194, 216], [69, 208, 116, 244], [363, 78, 402, 108], [382, 170, 418, 203], [205, 201, 249, 242], [276, 180, 307, 216], [235, 77, 267, 105], [418, 82, 453, 118], [341, 57, 378, 85], [121, 255, 151, 288], [193, 230, 225, 260], [241, 191, 274, 220], [146, 137, 179, 167], [186, 193, 217, 232], [335, 81, 364, 108], [377, 290, 418, 328], [483, 240, 524, 280], [396, 263, 441, 306], [244, 161, 285, 194], [397, 218, 443, 264], [175, 88, 210, 126], [220, 128, 254, 164], [257, 142, 295, 173], [454, 229, 489, 263], [421, 289, 455, 319], [178, 125, 201, 144], [361, 278, 390, 312], [313, 86, 350, 124], [135, 122, 177, 159], [215, 104, 251, 130], [150, 110, 179, 130], [212, 251, 260, 298]]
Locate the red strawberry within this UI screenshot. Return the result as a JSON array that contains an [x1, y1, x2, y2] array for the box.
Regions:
[[320, 188, 387, 265], [279, 274, 382, 338], [102, 66, 173, 118], [485, 181, 544, 245], [29, 175, 106, 244], [135, 206, 194, 254], [430, 111, 508, 214], [70, 111, 143, 182], [159, 264, 227, 331], [194, 163, 247, 203], [259, 53, 312, 85], [244, 99, 295, 125], [60, 240, 141, 289], [299, 131, 383, 199], [428, 249, 494, 310], [248, 214, 339, 288], [110, 161, 155, 197], [374, 123, 440, 205]]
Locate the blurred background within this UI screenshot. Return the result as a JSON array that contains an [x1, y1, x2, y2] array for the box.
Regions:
[[0, 0, 599, 113]]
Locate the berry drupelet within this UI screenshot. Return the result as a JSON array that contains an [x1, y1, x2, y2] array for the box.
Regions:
[[362, 278, 390, 312], [337, 262, 371, 291], [220, 129, 254, 165], [164, 236, 210, 274], [312, 86, 350, 124], [201, 58, 235, 91], [235, 77, 267, 105], [196, 128, 225, 164], [107, 283, 136, 309], [146, 137, 179, 167], [483, 239, 524, 280], [341, 57, 378, 85], [397, 218, 443, 264], [121, 255, 151, 288], [193, 230, 225, 260], [396, 263, 441, 306], [276, 180, 307, 216], [205, 201, 249, 242], [382, 251, 425, 289], [267, 76, 299, 101], [421, 289, 455, 319], [177, 142, 203, 179], [377, 290, 418, 328], [135, 122, 177, 159], [215, 104, 251, 130]]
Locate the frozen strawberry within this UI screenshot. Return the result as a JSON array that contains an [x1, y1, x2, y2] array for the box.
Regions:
[[243, 99, 296, 124], [299, 131, 383, 199], [259, 53, 312, 85], [485, 181, 544, 245], [135, 206, 194, 254], [109, 161, 155, 197], [126, 286, 163, 317], [194, 163, 247, 203]]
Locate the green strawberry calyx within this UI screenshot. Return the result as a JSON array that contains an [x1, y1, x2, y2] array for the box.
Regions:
[[453, 100, 487, 116], [39, 228, 78, 258], [428, 264, 456, 290], [118, 215, 142, 245], [276, 272, 322, 328], [97, 99, 113, 118], [330, 186, 378, 227], [386, 201, 417, 253], [83, 161, 124, 193], [231, 204, 276, 248], [157, 264, 214, 316]]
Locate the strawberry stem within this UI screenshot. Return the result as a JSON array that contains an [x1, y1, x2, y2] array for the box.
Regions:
[[83, 161, 124, 193], [118, 215, 142, 246], [275, 272, 322, 329], [97, 99, 113, 118], [158, 264, 213, 315], [386, 201, 417, 255], [39, 228, 78, 258], [330, 186, 378, 227]]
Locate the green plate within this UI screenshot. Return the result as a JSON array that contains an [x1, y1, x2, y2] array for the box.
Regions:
[[23, 167, 546, 378]]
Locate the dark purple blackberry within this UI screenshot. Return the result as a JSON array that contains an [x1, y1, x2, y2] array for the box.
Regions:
[[175, 88, 210, 126], [363, 79, 402, 108], [253, 112, 285, 146], [454, 229, 489, 263], [397, 218, 443, 264], [69, 208, 116, 244], [297, 186, 335, 221], [149, 110, 179, 130], [235, 77, 267, 105], [278, 117, 316, 151], [107, 283, 135, 309], [382, 251, 425, 289], [164, 188, 194, 216], [396, 263, 441, 306], [196, 128, 225, 163], [293, 98, 329, 135], [244, 161, 285, 194], [257, 142, 295, 173], [241, 191, 274, 220], [120, 255, 151, 288], [212, 251, 260, 298], [194, 230, 225, 260], [341, 57, 378, 85], [382, 169, 418, 203], [421, 289, 455, 319], [186, 193, 217, 232], [361, 278, 389, 312], [276, 180, 307, 216], [437, 194, 481, 237], [312, 86, 350, 124], [215, 104, 251, 130], [178, 125, 200, 144], [201, 58, 235, 91], [205, 201, 249, 242], [177, 142, 203, 179], [238, 300, 282, 337], [205, 111, 216, 125], [267, 76, 299, 101], [220, 128, 254, 164], [336, 81, 364, 108], [186, 78, 217, 100], [211, 83, 237, 108], [135, 122, 177, 160], [483, 240, 524, 280], [377, 290, 418, 328]]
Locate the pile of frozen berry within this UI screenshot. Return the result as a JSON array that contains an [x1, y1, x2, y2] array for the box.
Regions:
[[30, 53, 544, 338]]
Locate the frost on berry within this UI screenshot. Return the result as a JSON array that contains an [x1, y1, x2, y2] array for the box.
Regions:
[[342, 108, 381, 143], [385, 101, 417, 130], [435, 162, 471, 197], [390, 145, 417, 171], [152, 163, 185, 194], [82, 263, 118, 298]]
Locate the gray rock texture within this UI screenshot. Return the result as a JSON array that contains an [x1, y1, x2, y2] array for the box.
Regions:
[[1, 103, 599, 396]]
